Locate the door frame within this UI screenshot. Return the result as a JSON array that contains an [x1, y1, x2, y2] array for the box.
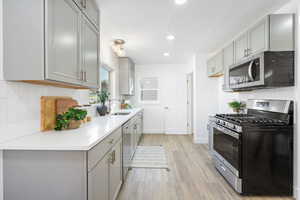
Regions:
[[186, 72, 194, 135]]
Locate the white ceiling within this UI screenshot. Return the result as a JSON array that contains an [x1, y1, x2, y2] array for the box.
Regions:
[[97, 0, 290, 64]]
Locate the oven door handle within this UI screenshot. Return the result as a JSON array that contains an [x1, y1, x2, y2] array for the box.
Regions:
[[248, 60, 255, 81], [214, 124, 240, 139]]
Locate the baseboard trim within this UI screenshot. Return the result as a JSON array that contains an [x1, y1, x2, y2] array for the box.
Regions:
[[143, 129, 164, 134], [193, 137, 208, 144]]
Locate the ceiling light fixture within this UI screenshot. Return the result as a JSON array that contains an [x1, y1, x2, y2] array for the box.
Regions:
[[166, 34, 175, 41], [175, 0, 187, 5], [163, 52, 170, 57], [112, 39, 126, 57]]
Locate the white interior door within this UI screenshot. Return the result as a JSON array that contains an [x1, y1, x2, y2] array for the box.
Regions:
[[186, 73, 193, 135]]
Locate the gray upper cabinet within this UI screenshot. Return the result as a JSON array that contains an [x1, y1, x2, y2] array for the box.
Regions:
[[119, 57, 135, 96], [207, 51, 223, 77], [3, 0, 100, 89], [234, 33, 248, 63], [248, 17, 269, 56], [223, 42, 234, 91], [46, 0, 81, 85], [81, 15, 99, 88], [234, 14, 294, 64], [85, 0, 100, 28], [72, 0, 99, 29], [269, 14, 295, 51]]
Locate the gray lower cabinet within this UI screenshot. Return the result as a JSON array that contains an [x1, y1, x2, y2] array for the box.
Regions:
[[3, 128, 123, 200], [88, 139, 122, 200], [3, 0, 99, 89], [88, 154, 109, 200], [109, 139, 123, 200]]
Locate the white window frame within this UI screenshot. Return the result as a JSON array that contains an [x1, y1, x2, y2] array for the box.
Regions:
[[139, 77, 160, 104]]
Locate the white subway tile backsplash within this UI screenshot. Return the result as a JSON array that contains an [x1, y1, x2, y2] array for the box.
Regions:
[[0, 81, 91, 143], [0, 99, 7, 126], [0, 81, 7, 99]]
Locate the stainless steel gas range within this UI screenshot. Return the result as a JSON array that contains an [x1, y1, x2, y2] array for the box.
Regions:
[[212, 99, 293, 196]]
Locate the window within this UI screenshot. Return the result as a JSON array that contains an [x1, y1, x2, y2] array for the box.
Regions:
[[100, 67, 110, 92], [140, 77, 159, 103], [89, 67, 111, 104]]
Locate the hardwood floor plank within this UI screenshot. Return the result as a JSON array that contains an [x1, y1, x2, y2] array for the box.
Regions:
[[117, 134, 294, 200]]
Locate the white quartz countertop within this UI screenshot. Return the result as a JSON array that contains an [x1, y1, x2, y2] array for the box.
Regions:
[[0, 108, 143, 151]]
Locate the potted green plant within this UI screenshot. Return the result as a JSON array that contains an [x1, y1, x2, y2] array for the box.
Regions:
[[55, 108, 87, 131], [97, 90, 110, 116], [228, 101, 246, 114]]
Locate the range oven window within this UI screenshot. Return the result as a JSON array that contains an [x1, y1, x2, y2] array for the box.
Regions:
[[213, 128, 240, 171], [229, 58, 261, 86]]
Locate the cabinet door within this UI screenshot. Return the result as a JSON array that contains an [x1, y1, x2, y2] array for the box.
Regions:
[[81, 15, 99, 88], [131, 123, 137, 153], [85, 0, 99, 28], [223, 42, 234, 90], [248, 17, 269, 55], [88, 155, 109, 200], [207, 57, 216, 77], [45, 0, 82, 85], [215, 51, 224, 75], [136, 117, 142, 144], [129, 60, 135, 95], [234, 33, 248, 63], [109, 140, 122, 200]]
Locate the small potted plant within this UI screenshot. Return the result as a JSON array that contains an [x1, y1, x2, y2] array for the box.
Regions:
[[228, 101, 246, 114], [55, 108, 87, 130], [97, 90, 110, 116]]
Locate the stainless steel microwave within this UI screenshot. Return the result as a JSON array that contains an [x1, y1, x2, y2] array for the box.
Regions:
[[229, 51, 294, 90]]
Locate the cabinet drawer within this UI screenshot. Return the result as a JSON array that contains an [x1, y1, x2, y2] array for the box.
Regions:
[[88, 128, 122, 171]]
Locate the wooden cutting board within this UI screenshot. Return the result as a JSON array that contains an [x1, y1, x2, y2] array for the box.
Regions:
[[40, 96, 78, 131], [56, 98, 78, 115]]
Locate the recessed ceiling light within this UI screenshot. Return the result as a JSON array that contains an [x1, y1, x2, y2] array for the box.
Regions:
[[163, 52, 170, 57], [166, 34, 175, 41], [175, 0, 187, 5]]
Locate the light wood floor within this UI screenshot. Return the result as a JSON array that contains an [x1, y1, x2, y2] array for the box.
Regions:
[[117, 134, 294, 200]]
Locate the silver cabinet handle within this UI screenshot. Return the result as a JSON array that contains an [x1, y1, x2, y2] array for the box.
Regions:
[[110, 150, 116, 164], [247, 48, 252, 56], [80, 70, 84, 81], [244, 49, 247, 57], [81, 0, 87, 8], [80, 0, 85, 8], [248, 60, 255, 81]]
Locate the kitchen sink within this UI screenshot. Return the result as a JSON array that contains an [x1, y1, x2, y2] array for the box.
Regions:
[[112, 112, 131, 116]]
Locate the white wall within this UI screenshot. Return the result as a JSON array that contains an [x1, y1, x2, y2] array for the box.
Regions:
[[193, 54, 219, 143], [134, 63, 193, 134], [99, 31, 120, 107]]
